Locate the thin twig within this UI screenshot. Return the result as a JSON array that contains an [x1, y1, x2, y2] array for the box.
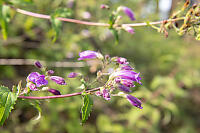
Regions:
[[0, 59, 85, 67], [13, 7, 185, 27], [18, 88, 100, 99]]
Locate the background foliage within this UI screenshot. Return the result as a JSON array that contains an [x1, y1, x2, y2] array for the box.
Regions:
[[0, 0, 200, 133]]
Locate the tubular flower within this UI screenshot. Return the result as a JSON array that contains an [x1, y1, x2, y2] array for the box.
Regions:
[[50, 76, 66, 85], [78, 50, 103, 60], [121, 6, 136, 21], [126, 94, 143, 109], [27, 72, 48, 87], [110, 70, 142, 84]]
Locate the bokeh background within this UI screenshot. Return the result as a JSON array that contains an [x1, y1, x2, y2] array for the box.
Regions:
[[0, 0, 200, 133]]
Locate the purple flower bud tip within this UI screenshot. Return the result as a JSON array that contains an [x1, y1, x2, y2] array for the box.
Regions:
[[34, 61, 43, 68], [126, 95, 143, 109], [100, 4, 109, 9], [47, 70, 54, 75], [68, 72, 78, 78], [50, 76, 67, 85], [78, 50, 103, 60], [122, 6, 136, 21], [48, 89, 61, 95], [116, 57, 129, 64], [27, 72, 48, 87]]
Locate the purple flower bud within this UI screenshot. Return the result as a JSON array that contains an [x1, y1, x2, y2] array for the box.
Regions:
[[122, 25, 135, 34], [118, 84, 131, 92], [121, 65, 133, 70], [34, 61, 43, 68], [27, 72, 48, 87], [100, 4, 109, 9], [102, 89, 111, 100], [68, 72, 78, 78], [78, 50, 103, 60], [26, 82, 38, 91], [121, 6, 136, 21], [47, 70, 54, 75], [48, 88, 61, 95], [126, 94, 143, 109], [50, 76, 66, 85], [116, 57, 129, 64]]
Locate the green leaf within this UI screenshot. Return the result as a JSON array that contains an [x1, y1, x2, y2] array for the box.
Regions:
[[0, 5, 11, 40], [50, 8, 72, 42], [110, 28, 119, 45], [0, 86, 18, 125], [29, 100, 42, 122], [81, 94, 93, 124]]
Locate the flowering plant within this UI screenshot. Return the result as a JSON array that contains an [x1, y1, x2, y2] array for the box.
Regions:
[[0, 50, 143, 125]]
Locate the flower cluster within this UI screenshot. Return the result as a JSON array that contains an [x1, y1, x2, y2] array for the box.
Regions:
[[78, 50, 143, 109], [24, 50, 143, 109], [25, 61, 66, 95]]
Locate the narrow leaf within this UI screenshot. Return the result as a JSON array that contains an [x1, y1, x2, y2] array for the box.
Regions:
[[0, 5, 11, 40], [110, 28, 119, 45], [0, 86, 18, 125], [81, 94, 93, 124]]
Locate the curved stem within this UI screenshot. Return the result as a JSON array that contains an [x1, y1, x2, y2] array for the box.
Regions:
[[18, 88, 99, 99], [13, 7, 185, 27], [15, 8, 109, 27]]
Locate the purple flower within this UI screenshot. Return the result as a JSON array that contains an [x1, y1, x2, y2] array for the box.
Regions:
[[78, 50, 103, 60], [26, 82, 38, 91], [121, 65, 133, 70], [47, 70, 54, 75], [118, 84, 131, 92], [122, 25, 135, 34], [50, 76, 66, 85], [68, 72, 78, 78], [122, 6, 135, 21], [102, 89, 111, 100], [116, 57, 129, 64], [48, 88, 61, 95], [126, 94, 143, 109], [110, 70, 142, 84], [27, 72, 48, 87]]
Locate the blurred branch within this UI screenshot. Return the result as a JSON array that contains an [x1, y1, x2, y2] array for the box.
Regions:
[[0, 59, 85, 67], [18, 88, 100, 99], [12, 7, 186, 27]]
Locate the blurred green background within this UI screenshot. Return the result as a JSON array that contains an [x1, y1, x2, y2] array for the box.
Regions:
[[0, 0, 200, 133]]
